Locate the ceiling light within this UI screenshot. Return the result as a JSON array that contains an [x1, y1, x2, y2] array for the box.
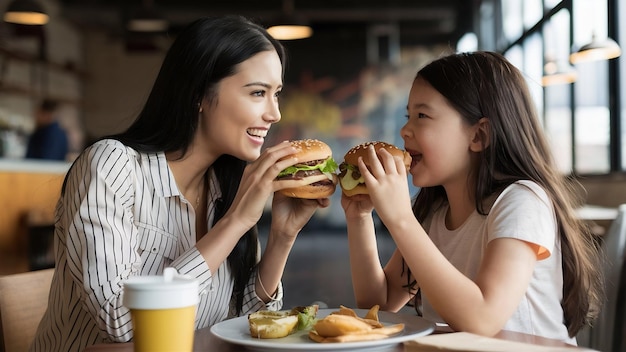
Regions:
[[267, 22, 313, 40], [3, 0, 48, 25], [542, 59, 577, 86], [267, 0, 312, 40], [127, 3, 168, 33], [570, 33, 622, 64]]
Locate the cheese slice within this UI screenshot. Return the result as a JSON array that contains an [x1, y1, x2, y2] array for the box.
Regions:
[[340, 168, 364, 190]]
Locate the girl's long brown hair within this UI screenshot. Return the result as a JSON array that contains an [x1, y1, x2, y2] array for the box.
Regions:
[[410, 51, 603, 337]]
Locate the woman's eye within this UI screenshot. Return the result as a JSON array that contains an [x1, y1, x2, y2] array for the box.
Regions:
[[252, 90, 266, 97], [274, 90, 282, 99]]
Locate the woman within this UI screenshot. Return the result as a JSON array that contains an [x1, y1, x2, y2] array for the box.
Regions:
[[31, 16, 330, 351], [342, 52, 602, 343]]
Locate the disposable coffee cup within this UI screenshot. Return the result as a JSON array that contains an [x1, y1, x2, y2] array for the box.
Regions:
[[123, 267, 199, 352]]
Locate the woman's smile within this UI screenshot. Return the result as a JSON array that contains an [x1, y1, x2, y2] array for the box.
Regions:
[[246, 127, 269, 145]]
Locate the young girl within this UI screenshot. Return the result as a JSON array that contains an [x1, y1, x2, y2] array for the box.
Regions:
[[342, 51, 602, 343], [32, 16, 330, 352]]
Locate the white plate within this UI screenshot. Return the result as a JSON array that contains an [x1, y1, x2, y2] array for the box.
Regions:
[[210, 308, 435, 352]]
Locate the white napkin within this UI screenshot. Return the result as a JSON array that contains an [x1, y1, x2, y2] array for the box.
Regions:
[[405, 332, 597, 352]]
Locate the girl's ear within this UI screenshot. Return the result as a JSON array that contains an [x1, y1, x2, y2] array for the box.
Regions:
[[469, 117, 490, 152]]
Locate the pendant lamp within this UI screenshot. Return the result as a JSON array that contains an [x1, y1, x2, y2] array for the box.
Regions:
[[127, 0, 168, 33], [267, 21, 313, 40], [3, 0, 48, 25], [570, 32, 622, 64], [267, 0, 312, 40], [542, 59, 578, 86]]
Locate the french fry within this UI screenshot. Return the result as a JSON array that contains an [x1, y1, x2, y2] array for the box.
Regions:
[[354, 317, 384, 328], [364, 305, 380, 321], [309, 330, 390, 343], [335, 305, 358, 317], [309, 305, 405, 343], [332, 305, 383, 328], [351, 323, 405, 336], [308, 330, 326, 343], [313, 314, 373, 337]]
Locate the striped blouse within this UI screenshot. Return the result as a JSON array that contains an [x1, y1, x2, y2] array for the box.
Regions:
[[31, 139, 283, 352]]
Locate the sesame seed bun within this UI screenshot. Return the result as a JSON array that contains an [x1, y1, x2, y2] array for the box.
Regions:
[[338, 141, 411, 197], [276, 139, 338, 199]]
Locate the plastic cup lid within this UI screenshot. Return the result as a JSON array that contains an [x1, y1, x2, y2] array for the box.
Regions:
[[123, 267, 199, 310]]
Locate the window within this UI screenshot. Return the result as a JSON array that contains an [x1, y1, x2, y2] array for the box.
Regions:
[[572, 0, 611, 173], [494, 0, 621, 175], [544, 9, 574, 172]]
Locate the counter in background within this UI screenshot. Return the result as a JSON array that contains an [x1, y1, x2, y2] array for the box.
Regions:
[[0, 159, 72, 174], [0, 159, 71, 274]]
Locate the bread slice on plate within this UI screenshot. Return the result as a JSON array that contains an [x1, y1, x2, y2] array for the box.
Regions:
[[248, 311, 299, 339]]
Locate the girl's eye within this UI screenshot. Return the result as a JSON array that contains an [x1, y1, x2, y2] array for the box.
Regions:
[[252, 90, 266, 97], [274, 90, 282, 99], [405, 113, 427, 120]]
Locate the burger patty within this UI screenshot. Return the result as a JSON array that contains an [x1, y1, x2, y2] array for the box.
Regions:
[[278, 168, 324, 180], [278, 159, 328, 181], [276, 164, 335, 186], [338, 162, 361, 180], [298, 159, 325, 167]]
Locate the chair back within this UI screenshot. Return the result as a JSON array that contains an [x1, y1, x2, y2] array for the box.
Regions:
[[613, 257, 626, 352], [0, 268, 54, 352], [591, 204, 626, 352]]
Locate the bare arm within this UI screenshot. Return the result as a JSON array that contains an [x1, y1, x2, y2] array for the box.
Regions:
[[256, 194, 329, 302], [196, 142, 328, 302], [346, 212, 386, 307], [360, 146, 538, 335], [342, 193, 414, 311], [388, 217, 536, 335]]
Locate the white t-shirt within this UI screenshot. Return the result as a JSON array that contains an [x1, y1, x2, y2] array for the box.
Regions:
[[421, 180, 574, 343]]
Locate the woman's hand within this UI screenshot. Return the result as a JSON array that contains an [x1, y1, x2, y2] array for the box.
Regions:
[[223, 141, 304, 230], [358, 145, 413, 225], [223, 141, 331, 234]]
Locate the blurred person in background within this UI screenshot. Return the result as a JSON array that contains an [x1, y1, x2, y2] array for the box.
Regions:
[[25, 98, 69, 160]]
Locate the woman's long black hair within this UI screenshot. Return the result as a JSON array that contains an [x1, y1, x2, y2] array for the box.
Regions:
[[64, 16, 286, 315]]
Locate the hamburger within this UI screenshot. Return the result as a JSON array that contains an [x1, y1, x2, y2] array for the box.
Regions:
[[338, 141, 411, 197], [276, 139, 339, 199]]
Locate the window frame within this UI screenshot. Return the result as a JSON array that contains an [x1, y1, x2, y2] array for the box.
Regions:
[[491, 0, 622, 175]]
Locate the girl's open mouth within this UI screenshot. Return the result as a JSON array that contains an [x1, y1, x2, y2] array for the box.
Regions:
[[410, 153, 422, 168]]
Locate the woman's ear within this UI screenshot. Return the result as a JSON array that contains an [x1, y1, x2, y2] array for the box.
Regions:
[[469, 117, 490, 152]]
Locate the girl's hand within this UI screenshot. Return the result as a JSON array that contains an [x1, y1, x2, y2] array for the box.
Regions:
[[340, 192, 374, 221], [270, 192, 329, 240], [358, 144, 414, 225]]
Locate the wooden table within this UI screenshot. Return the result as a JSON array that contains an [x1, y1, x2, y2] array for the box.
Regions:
[[575, 205, 619, 221], [84, 325, 586, 351]]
